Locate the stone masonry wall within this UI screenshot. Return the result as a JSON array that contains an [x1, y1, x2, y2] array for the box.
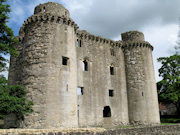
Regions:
[[76, 30, 129, 127], [122, 31, 160, 124], [6, 2, 79, 128], [1, 124, 180, 135], [7, 2, 160, 129]]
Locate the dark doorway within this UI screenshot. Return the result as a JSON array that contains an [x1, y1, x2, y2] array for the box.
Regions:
[[103, 106, 111, 117]]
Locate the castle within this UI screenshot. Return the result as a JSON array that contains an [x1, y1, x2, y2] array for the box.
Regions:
[[6, 2, 160, 128]]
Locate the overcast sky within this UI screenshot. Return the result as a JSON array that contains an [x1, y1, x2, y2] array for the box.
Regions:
[[4, 0, 180, 82]]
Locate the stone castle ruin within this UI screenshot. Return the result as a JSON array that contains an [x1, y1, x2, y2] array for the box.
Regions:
[[6, 2, 160, 128]]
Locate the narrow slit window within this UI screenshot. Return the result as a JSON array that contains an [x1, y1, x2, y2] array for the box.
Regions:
[[109, 90, 114, 97], [83, 60, 88, 71], [77, 87, 84, 95], [62, 56, 69, 65], [79, 40, 82, 47], [66, 84, 68, 91], [78, 110, 79, 117], [110, 66, 114, 75]]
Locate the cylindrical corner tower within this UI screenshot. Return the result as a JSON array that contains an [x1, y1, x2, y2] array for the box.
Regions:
[[7, 2, 79, 128], [122, 31, 160, 124]]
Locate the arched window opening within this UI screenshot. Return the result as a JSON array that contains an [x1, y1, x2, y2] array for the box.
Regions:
[[76, 39, 79, 47], [43, 7, 45, 12], [110, 65, 114, 75], [103, 106, 111, 117], [76, 39, 82, 47], [65, 11, 67, 15], [83, 60, 88, 71]]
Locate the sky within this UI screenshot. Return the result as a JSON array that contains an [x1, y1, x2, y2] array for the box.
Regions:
[[3, 0, 180, 82]]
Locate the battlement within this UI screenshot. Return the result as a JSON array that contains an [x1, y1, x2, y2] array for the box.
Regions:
[[18, 13, 79, 43], [76, 30, 153, 50], [121, 31, 144, 42], [122, 41, 153, 50], [77, 30, 123, 48], [24, 14, 77, 28], [34, 2, 69, 17]]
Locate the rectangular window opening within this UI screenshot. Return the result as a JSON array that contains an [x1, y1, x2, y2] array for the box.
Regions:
[[109, 90, 114, 97], [77, 39, 82, 47], [62, 56, 69, 65], [110, 67, 114, 75], [77, 87, 84, 95]]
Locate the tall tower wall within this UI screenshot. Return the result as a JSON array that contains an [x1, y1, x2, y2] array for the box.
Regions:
[[122, 31, 160, 124], [7, 2, 79, 128]]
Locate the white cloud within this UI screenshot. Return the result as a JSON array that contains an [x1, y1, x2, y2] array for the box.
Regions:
[[143, 24, 178, 82]]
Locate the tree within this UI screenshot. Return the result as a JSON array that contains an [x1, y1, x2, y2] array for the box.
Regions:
[[0, 0, 18, 72], [0, 76, 34, 119], [0, 0, 33, 120], [157, 54, 180, 116]]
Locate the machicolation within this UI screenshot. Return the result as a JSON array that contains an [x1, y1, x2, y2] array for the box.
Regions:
[[6, 2, 160, 129]]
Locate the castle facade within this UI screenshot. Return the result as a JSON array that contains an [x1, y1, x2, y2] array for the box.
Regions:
[[6, 2, 160, 128]]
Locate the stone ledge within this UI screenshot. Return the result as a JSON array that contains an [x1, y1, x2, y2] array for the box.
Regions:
[[1, 124, 180, 135]]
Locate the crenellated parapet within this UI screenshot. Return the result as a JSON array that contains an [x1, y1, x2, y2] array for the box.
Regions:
[[23, 14, 78, 29], [77, 30, 123, 48], [76, 30, 153, 51], [122, 41, 153, 50], [18, 13, 78, 44], [121, 31, 154, 50]]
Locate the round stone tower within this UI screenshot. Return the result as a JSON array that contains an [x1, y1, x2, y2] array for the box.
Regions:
[[122, 31, 160, 124], [7, 2, 79, 128]]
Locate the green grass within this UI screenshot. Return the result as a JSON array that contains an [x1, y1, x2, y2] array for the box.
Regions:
[[161, 123, 175, 125], [161, 118, 180, 123], [119, 125, 136, 128]]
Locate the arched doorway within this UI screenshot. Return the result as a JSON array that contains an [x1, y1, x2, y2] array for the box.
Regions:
[[103, 106, 111, 117]]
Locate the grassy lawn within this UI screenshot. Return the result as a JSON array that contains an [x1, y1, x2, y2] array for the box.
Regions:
[[161, 117, 180, 123], [161, 123, 175, 125]]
